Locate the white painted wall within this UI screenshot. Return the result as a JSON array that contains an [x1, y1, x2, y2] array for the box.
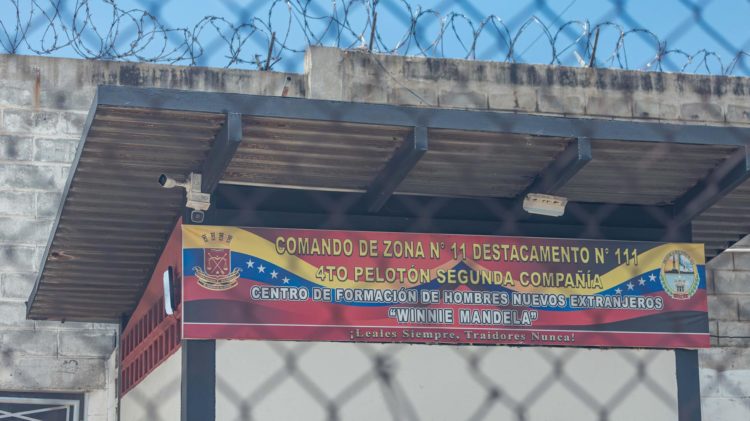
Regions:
[[216, 340, 678, 421], [85, 349, 119, 421], [699, 347, 750, 421], [120, 350, 182, 421]]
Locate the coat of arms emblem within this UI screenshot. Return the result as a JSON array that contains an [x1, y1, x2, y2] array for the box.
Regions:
[[660, 250, 699, 300], [194, 247, 241, 290]]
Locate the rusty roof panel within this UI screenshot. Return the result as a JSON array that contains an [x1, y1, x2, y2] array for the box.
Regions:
[[398, 130, 569, 198], [222, 116, 406, 191], [693, 179, 750, 258], [558, 141, 739, 205], [27, 106, 221, 321]]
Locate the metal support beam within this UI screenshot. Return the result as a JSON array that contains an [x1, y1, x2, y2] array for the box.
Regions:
[[673, 145, 750, 226], [520, 137, 592, 196], [676, 349, 702, 421], [197, 208, 672, 241], [97, 85, 750, 146], [201, 112, 242, 193], [213, 184, 673, 230], [362, 126, 428, 212], [181, 340, 216, 421]]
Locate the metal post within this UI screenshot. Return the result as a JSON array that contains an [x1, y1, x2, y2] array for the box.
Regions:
[[181, 340, 216, 421]]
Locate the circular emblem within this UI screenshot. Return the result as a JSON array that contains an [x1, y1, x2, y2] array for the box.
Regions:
[[659, 250, 699, 300]]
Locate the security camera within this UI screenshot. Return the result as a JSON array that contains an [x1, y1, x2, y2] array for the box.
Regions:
[[190, 210, 205, 224], [158, 174, 189, 189], [158, 173, 211, 212]]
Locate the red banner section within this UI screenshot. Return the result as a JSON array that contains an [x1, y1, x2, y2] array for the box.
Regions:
[[182, 226, 710, 349]]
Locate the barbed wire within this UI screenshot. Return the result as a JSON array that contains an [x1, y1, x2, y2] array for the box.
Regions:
[[1, 0, 749, 75]]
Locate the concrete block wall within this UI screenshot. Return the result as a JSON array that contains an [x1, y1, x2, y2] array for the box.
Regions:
[[702, 238, 750, 417], [0, 54, 117, 421], [0, 53, 305, 420], [707, 251, 750, 346], [306, 46, 750, 126]]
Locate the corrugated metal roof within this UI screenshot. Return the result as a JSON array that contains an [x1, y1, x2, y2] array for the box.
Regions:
[[223, 117, 407, 191], [29, 106, 222, 321], [559, 141, 739, 205], [694, 179, 750, 257], [27, 86, 750, 320], [398, 130, 568, 197]]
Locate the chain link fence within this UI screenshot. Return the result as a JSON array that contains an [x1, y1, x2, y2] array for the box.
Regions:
[[2, 1, 749, 420]]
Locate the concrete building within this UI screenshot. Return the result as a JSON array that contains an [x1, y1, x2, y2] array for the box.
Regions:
[[1, 47, 749, 420]]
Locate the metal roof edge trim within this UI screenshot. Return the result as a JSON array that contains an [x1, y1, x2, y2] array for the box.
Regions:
[[96, 85, 750, 146], [26, 90, 99, 320]]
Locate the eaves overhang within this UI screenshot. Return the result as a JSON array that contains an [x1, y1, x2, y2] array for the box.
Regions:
[[26, 85, 750, 321]]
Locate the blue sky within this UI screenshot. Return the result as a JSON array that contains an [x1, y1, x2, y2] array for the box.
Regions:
[[2, 0, 748, 74]]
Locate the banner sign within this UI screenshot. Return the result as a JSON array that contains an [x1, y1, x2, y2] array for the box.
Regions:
[[182, 226, 709, 349]]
